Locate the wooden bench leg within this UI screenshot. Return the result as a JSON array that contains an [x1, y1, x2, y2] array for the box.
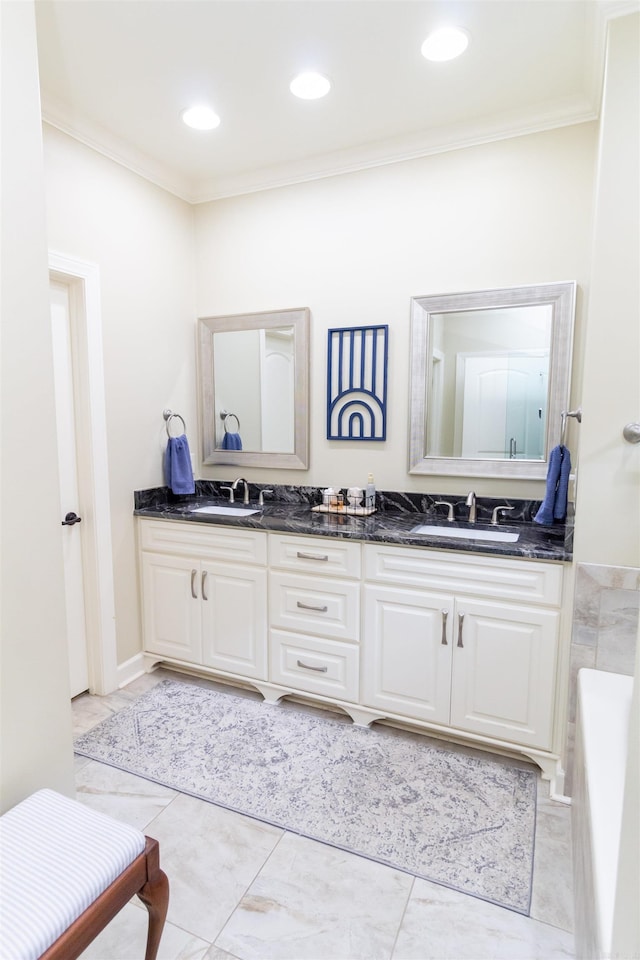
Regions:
[[137, 838, 170, 960]]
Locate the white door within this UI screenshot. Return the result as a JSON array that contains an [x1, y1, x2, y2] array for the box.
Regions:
[[460, 353, 548, 459], [50, 280, 89, 697]]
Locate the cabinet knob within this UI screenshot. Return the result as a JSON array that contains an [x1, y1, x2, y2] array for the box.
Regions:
[[457, 612, 465, 648], [190, 569, 198, 599], [201, 570, 208, 601]]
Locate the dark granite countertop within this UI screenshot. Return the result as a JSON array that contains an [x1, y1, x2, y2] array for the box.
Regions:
[[135, 482, 573, 562]]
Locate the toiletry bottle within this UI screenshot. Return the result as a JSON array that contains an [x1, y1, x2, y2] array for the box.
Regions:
[[365, 473, 376, 510]]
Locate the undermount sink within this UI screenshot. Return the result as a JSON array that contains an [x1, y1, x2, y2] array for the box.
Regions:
[[411, 524, 520, 543], [192, 505, 259, 517]]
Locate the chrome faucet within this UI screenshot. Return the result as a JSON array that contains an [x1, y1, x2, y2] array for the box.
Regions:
[[231, 477, 250, 505], [465, 490, 477, 524]]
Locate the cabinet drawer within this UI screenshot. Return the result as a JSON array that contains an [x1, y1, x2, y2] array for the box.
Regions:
[[270, 630, 359, 702], [363, 543, 562, 606], [269, 572, 359, 642], [139, 518, 267, 565], [268, 534, 361, 579]]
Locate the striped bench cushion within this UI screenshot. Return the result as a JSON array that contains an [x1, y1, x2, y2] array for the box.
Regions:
[[0, 788, 146, 960]]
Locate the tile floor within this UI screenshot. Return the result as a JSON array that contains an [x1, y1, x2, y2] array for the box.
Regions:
[[73, 668, 576, 960]]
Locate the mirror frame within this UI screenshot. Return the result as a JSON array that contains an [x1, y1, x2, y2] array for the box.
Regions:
[[198, 307, 310, 469], [408, 281, 576, 479]]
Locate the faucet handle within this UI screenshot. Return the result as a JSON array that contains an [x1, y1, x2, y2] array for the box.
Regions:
[[433, 500, 455, 522], [491, 506, 514, 525], [259, 489, 274, 507], [220, 485, 234, 504]]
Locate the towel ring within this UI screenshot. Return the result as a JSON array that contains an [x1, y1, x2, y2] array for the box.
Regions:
[[560, 407, 582, 447], [163, 409, 186, 438], [220, 410, 241, 434]]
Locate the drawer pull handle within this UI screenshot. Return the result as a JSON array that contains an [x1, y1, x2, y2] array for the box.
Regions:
[[296, 601, 329, 613], [457, 612, 465, 648], [201, 570, 208, 601], [441, 609, 449, 645], [296, 659, 328, 673], [296, 551, 329, 561], [191, 569, 198, 600]]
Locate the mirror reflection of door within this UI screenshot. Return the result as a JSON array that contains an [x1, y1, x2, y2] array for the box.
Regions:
[[427, 304, 552, 461], [459, 353, 548, 459], [260, 329, 294, 452], [214, 327, 295, 453]]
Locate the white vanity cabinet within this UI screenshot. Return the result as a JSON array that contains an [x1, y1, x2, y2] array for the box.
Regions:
[[362, 544, 563, 750], [267, 534, 361, 702], [137, 518, 567, 780], [139, 519, 268, 680]]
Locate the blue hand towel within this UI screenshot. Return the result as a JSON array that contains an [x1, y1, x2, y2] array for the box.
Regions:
[[553, 445, 571, 521], [534, 445, 571, 524], [164, 434, 195, 495], [221, 432, 242, 450]]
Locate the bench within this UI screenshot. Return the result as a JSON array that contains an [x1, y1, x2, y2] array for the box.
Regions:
[[0, 788, 169, 959]]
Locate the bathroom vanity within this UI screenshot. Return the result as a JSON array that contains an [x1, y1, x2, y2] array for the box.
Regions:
[[135, 485, 572, 787]]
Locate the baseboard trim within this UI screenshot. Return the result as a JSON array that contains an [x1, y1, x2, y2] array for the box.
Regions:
[[117, 653, 147, 689]]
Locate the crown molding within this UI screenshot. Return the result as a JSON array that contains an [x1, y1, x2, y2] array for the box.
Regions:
[[43, 94, 597, 207], [41, 94, 195, 202], [189, 97, 598, 204]]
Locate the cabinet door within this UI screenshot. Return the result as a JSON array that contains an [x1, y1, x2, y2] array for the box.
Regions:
[[362, 585, 453, 723], [450, 597, 558, 749], [141, 553, 202, 662], [201, 562, 268, 680]]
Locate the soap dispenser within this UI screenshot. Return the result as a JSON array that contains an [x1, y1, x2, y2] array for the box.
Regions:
[[365, 473, 376, 510]]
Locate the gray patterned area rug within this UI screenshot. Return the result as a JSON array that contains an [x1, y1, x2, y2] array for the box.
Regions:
[[74, 679, 537, 914]]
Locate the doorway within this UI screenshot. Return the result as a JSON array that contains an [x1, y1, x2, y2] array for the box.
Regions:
[[48, 253, 118, 696]]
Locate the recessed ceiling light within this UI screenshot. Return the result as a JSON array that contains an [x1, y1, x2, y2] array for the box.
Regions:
[[290, 72, 331, 100], [181, 105, 220, 131], [421, 27, 469, 62]]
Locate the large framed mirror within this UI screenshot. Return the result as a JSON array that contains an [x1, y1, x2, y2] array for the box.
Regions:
[[408, 282, 576, 479], [198, 307, 310, 469]]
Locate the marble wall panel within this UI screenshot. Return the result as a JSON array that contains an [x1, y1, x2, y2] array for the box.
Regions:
[[564, 562, 639, 796]]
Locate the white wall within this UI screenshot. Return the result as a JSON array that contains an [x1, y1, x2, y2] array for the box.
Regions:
[[573, 13, 640, 571], [0, 1, 74, 811], [594, 15, 640, 958], [194, 123, 596, 500], [43, 126, 196, 665]]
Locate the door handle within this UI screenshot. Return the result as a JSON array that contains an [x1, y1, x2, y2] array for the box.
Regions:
[[191, 569, 198, 599], [61, 512, 82, 526], [457, 612, 465, 648], [201, 570, 208, 601], [441, 609, 449, 645]]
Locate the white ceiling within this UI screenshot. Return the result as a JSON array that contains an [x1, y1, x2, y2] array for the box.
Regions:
[[35, 0, 633, 204]]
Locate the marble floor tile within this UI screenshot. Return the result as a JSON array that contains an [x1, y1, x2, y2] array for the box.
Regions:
[[146, 792, 283, 943], [71, 690, 134, 736], [216, 831, 414, 960], [78, 901, 210, 959], [204, 946, 242, 960], [530, 799, 574, 932], [75, 758, 178, 830], [392, 878, 575, 959]]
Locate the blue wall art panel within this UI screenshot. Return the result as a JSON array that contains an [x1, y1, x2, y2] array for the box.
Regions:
[[327, 325, 388, 440]]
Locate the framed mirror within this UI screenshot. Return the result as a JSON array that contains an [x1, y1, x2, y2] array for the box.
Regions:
[[198, 307, 310, 469], [408, 282, 576, 479]]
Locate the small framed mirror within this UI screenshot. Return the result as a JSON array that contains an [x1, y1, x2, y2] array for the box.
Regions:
[[408, 282, 576, 479], [198, 307, 310, 469]]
